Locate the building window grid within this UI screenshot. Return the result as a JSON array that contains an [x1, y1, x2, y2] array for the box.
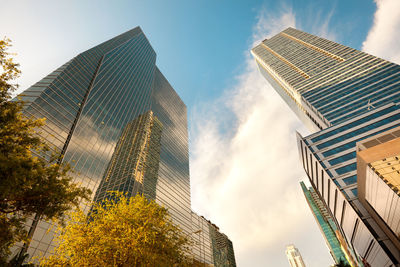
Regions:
[[296, 52, 367, 92], [280, 32, 345, 62], [294, 48, 361, 90], [311, 112, 400, 154], [310, 104, 398, 144], [71, 39, 153, 143], [322, 74, 400, 118], [65, 36, 155, 185], [65, 50, 151, 176], [305, 58, 386, 102], [312, 64, 399, 110], [299, 54, 378, 94], [314, 114, 400, 156], [328, 85, 400, 124]]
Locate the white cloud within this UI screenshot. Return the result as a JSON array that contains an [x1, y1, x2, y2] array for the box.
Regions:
[[190, 6, 333, 267], [362, 0, 400, 64], [307, 8, 337, 42], [252, 6, 296, 46]]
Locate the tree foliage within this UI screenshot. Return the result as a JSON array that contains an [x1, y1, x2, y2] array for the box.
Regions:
[[334, 259, 351, 267], [0, 38, 91, 263], [41, 193, 192, 267]]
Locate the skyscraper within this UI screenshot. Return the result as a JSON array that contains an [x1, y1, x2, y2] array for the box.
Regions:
[[300, 182, 354, 266], [93, 110, 163, 202], [285, 244, 306, 267], [192, 212, 237, 267], [252, 27, 400, 132], [17, 27, 235, 266], [252, 27, 400, 266]]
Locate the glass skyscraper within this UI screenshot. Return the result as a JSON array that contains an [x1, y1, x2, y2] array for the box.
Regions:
[[252, 27, 400, 132], [300, 182, 354, 265], [17, 27, 235, 266], [253, 27, 400, 266], [191, 212, 237, 266]]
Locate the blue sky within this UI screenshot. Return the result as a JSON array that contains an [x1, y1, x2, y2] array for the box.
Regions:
[[4, 0, 375, 108], [3, 0, 400, 266]]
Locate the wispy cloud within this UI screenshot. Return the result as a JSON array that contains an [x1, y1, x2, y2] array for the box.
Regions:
[[252, 6, 296, 46], [306, 7, 337, 42], [190, 5, 335, 267], [362, 0, 400, 64]]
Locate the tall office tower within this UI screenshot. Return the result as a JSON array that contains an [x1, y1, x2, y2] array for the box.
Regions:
[[209, 222, 236, 266], [252, 27, 400, 266], [285, 244, 306, 267], [93, 111, 163, 202], [252, 27, 400, 132], [300, 182, 354, 265], [191, 212, 237, 267], [16, 27, 236, 266]]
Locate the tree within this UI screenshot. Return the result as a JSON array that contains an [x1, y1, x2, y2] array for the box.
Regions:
[[41, 193, 192, 267], [0, 38, 91, 264]]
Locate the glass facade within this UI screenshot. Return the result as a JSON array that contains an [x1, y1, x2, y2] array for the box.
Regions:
[[209, 225, 236, 267], [93, 111, 163, 202], [17, 27, 236, 266], [252, 27, 400, 132], [298, 100, 400, 267], [253, 27, 400, 266], [191, 212, 215, 266], [301, 182, 354, 265], [149, 67, 193, 235]]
